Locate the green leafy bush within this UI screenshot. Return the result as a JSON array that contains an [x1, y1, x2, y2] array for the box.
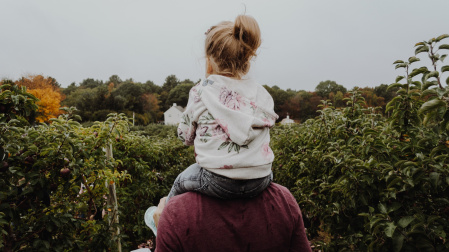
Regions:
[[130, 124, 177, 138], [0, 91, 193, 250], [0, 81, 38, 125], [272, 98, 448, 250], [113, 130, 194, 249], [272, 34, 449, 251]]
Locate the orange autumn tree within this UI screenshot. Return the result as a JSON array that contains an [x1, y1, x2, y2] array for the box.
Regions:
[[16, 75, 64, 122]]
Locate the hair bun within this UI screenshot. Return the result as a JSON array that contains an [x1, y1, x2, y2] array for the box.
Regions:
[[233, 15, 261, 56], [204, 15, 262, 78]]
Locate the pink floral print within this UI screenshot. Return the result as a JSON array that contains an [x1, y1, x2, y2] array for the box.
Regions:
[[194, 95, 201, 103], [185, 130, 196, 145], [263, 118, 272, 127], [250, 101, 257, 111], [219, 87, 245, 110], [262, 143, 272, 159], [213, 124, 229, 141], [198, 126, 209, 136], [213, 119, 230, 141], [190, 87, 202, 103], [193, 88, 202, 103]]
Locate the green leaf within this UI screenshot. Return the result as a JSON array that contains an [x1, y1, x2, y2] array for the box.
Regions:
[[422, 81, 438, 91], [410, 81, 422, 89], [387, 178, 402, 188], [409, 66, 429, 78], [393, 60, 404, 64], [436, 34, 449, 42], [385, 222, 397, 238], [422, 88, 437, 96], [398, 216, 414, 228], [228, 143, 234, 153], [424, 71, 439, 82], [408, 56, 420, 63], [441, 65, 449, 73], [441, 54, 447, 62], [436, 87, 449, 98], [218, 142, 230, 150], [430, 145, 447, 157], [415, 45, 429, 54], [395, 63, 407, 69], [429, 172, 440, 187], [388, 202, 401, 213], [74, 115, 82, 121], [386, 96, 402, 112], [393, 234, 405, 252], [415, 42, 425, 46], [419, 99, 446, 114], [234, 144, 240, 153], [379, 203, 387, 214], [439, 44, 449, 50], [395, 76, 404, 82], [396, 88, 407, 95], [370, 217, 384, 230], [388, 83, 404, 91]]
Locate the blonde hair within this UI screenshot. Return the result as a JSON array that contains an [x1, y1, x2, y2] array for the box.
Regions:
[[205, 15, 261, 79]]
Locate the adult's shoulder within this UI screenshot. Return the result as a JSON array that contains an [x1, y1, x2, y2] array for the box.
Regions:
[[267, 183, 297, 203], [269, 182, 290, 191], [265, 183, 302, 217]]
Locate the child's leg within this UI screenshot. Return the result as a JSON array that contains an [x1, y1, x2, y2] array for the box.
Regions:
[[167, 163, 204, 201], [199, 169, 273, 199], [146, 164, 203, 236]]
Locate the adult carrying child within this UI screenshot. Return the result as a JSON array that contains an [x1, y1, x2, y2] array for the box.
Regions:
[[146, 14, 278, 236]]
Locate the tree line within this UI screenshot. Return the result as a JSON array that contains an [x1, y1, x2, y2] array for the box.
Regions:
[[2, 74, 398, 124]]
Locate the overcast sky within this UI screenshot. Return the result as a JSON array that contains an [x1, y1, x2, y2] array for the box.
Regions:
[[1, 0, 448, 91]]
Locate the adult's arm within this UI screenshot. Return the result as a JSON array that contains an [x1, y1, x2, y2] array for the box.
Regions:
[[290, 207, 312, 252], [153, 197, 167, 228], [154, 200, 182, 252], [280, 188, 312, 252]]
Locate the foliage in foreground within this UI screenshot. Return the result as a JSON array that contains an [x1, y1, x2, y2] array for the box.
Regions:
[[272, 100, 448, 251], [273, 34, 449, 251], [0, 104, 192, 250]]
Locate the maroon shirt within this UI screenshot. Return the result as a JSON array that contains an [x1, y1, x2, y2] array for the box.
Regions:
[[155, 183, 312, 252]]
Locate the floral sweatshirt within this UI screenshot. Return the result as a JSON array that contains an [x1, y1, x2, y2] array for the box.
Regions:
[[177, 74, 278, 180]]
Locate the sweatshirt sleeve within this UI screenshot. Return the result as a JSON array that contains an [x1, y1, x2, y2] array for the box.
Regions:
[[177, 85, 206, 146]]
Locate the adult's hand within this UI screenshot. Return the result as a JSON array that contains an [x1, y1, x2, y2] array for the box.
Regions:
[[154, 197, 167, 228]]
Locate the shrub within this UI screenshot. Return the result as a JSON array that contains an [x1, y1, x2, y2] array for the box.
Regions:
[[272, 33, 449, 250]]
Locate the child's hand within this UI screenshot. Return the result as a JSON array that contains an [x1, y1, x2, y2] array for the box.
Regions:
[[154, 197, 167, 228]]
